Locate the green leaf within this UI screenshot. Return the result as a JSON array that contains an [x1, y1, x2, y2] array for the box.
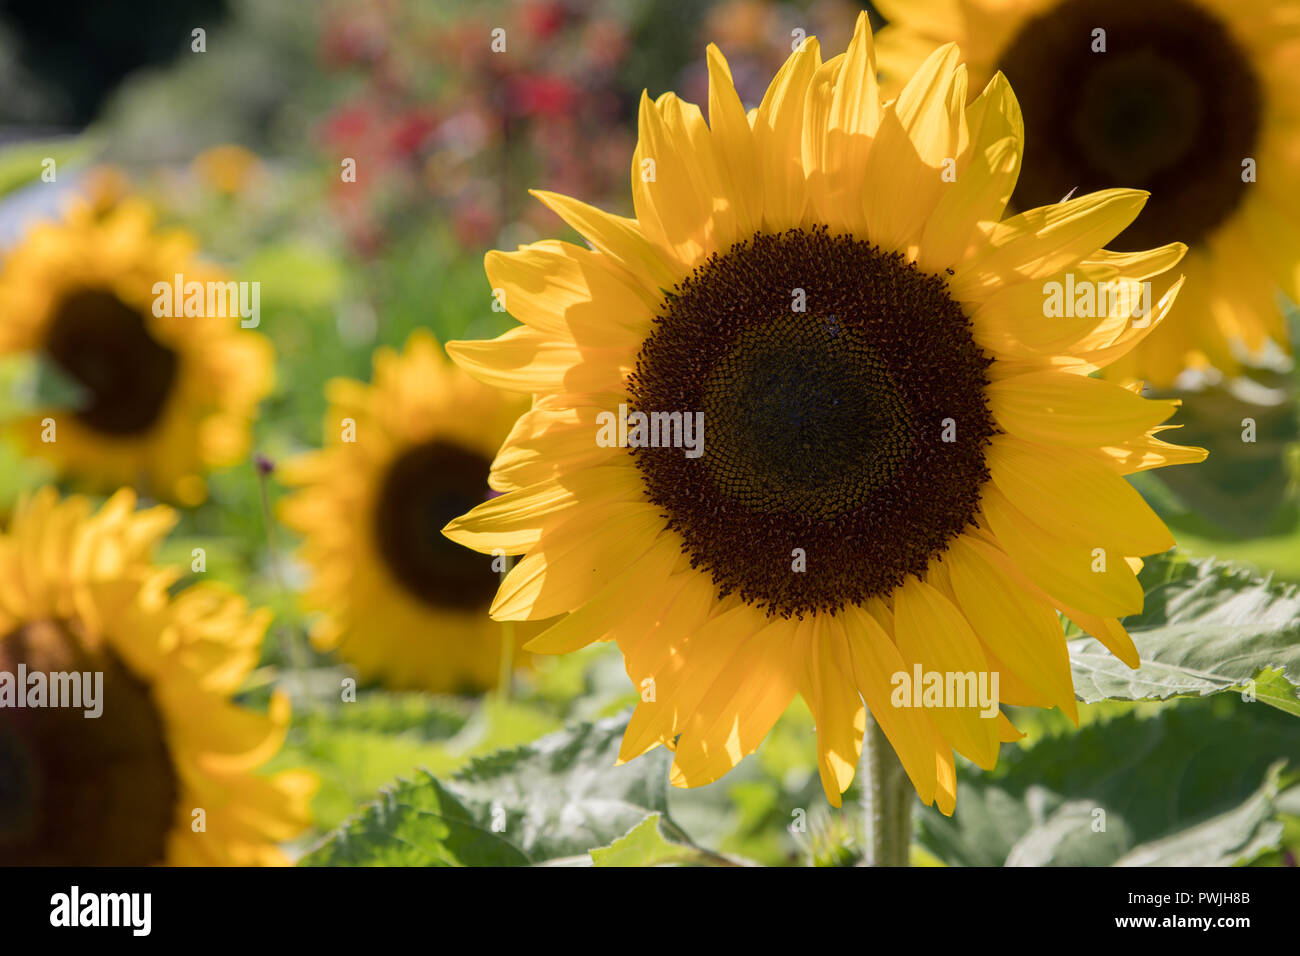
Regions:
[[300, 775, 529, 866], [321, 692, 473, 738], [590, 813, 707, 866], [0, 138, 91, 199], [449, 712, 673, 862], [242, 242, 345, 311], [1069, 553, 1300, 715], [919, 697, 1299, 867], [30, 354, 90, 410], [272, 691, 557, 834], [1112, 764, 1285, 867], [432, 696, 564, 775], [271, 720, 468, 834], [1143, 370, 1300, 538], [1249, 667, 1300, 720], [529, 642, 641, 720], [302, 713, 680, 865]]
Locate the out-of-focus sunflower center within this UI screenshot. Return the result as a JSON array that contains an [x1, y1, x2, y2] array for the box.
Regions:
[[43, 288, 179, 436], [373, 439, 499, 611], [629, 228, 996, 617], [999, 0, 1260, 251], [0, 619, 178, 865]]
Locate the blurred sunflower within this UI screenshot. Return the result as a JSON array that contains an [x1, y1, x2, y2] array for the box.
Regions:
[[0, 487, 315, 865], [877, 0, 1300, 386], [445, 13, 1207, 812], [0, 193, 273, 505], [192, 144, 265, 195], [280, 331, 534, 693]]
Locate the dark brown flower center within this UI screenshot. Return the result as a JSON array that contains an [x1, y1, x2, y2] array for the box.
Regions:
[[0, 619, 179, 865], [374, 439, 500, 610], [629, 228, 996, 617], [43, 288, 179, 436], [998, 0, 1261, 250]]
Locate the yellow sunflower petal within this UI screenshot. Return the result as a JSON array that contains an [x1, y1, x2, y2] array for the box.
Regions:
[[943, 534, 1078, 721], [987, 370, 1180, 446], [754, 36, 821, 229], [918, 73, 1023, 273], [447, 325, 628, 394], [443, 465, 643, 555], [841, 604, 941, 806], [950, 189, 1150, 300], [892, 576, 1000, 770], [484, 240, 655, 347], [530, 189, 680, 291], [987, 436, 1174, 556], [798, 615, 866, 805], [863, 43, 966, 252], [490, 502, 665, 620], [670, 618, 799, 787], [706, 43, 763, 237], [981, 483, 1145, 617], [524, 533, 685, 653]]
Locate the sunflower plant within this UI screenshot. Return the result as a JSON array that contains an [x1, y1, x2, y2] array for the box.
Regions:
[[442, 12, 1207, 835], [280, 330, 539, 693], [877, 0, 1300, 387], [0, 193, 273, 506], [0, 488, 314, 865]]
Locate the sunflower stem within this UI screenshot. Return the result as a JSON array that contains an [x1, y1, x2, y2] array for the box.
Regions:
[[253, 456, 318, 717], [860, 711, 912, 867]]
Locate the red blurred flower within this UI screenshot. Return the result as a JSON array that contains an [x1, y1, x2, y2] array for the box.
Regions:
[[507, 73, 580, 118], [389, 108, 439, 159]]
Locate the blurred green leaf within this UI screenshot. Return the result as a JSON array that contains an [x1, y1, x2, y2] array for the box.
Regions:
[[424, 696, 563, 775], [590, 813, 707, 867], [302, 713, 683, 865], [266, 689, 469, 831], [0, 138, 90, 199], [29, 353, 89, 410], [243, 242, 345, 311], [1112, 765, 1285, 866], [284, 728, 467, 834], [919, 698, 1299, 866], [301, 775, 529, 866], [274, 691, 558, 833], [527, 642, 640, 720], [447, 712, 675, 862], [318, 692, 473, 738], [1069, 553, 1300, 715], [1146, 370, 1299, 538]]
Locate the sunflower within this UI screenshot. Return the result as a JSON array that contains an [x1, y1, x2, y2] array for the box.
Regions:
[[444, 13, 1208, 813], [0, 192, 273, 505], [0, 487, 315, 865], [280, 330, 535, 693], [877, 0, 1300, 386]]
